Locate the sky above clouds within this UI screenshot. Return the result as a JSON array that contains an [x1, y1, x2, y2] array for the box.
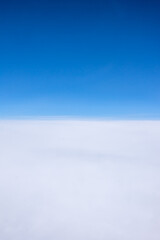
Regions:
[[0, 120, 160, 239], [1, 2, 160, 238], [0, 0, 160, 118]]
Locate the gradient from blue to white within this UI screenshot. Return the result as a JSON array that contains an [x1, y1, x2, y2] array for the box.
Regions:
[[1, 2, 160, 239], [0, 0, 160, 118]]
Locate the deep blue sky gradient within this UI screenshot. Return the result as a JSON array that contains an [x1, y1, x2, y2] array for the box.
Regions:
[[0, 0, 160, 118]]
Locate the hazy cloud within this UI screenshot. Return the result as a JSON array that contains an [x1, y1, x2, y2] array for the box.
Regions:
[[0, 120, 160, 240]]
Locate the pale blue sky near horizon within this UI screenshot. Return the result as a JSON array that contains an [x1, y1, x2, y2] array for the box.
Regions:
[[0, 0, 160, 119]]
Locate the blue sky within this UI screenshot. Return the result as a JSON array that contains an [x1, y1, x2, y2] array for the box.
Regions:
[[0, 0, 160, 118]]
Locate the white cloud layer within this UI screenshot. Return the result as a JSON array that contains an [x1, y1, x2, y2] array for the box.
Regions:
[[0, 120, 160, 240]]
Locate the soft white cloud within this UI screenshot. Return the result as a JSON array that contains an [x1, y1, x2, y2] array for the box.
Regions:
[[0, 120, 160, 240]]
